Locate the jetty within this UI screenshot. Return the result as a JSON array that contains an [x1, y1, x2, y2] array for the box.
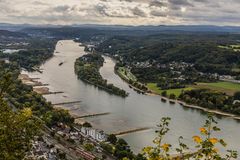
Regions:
[[113, 127, 150, 136], [74, 112, 110, 119], [42, 91, 64, 95], [53, 100, 82, 106], [31, 78, 40, 80], [32, 83, 49, 87]]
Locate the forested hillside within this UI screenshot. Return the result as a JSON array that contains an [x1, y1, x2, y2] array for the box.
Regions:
[[97, 33, 240, 75], [0, 38, 57, 70]]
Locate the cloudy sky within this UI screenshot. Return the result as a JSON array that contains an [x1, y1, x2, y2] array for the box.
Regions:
[[0, 0, 240, 26]]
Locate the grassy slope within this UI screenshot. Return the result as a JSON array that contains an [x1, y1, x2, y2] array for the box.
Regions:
[[118, 67, 137, 82], [218, 44, 240, 52]]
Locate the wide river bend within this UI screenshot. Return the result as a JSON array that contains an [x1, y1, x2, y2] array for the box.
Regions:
[[23, 40, 240, 153]]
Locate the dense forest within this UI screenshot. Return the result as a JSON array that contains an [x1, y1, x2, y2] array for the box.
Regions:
[[75, 53, 128, 97]]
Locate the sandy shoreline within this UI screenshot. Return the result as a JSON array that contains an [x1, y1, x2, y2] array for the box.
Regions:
[[19, 73, 90, 125], [18, 74, 43, 86]]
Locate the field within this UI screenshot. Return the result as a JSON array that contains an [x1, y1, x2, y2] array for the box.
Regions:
[[118, 67, 137, 82], [147, 81, 240, 97], [193, 81, 240, 96], [232, 68, 240, 72], [147, 83, 193, 97], [218, 44, 240, 52]]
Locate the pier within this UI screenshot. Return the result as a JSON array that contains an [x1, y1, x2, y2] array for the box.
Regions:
[[74, 112, 110, 119], [113, 127, 150, 136], [53, 100, 82, 106]]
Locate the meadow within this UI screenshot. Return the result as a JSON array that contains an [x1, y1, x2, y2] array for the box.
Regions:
[[147, 83, 193, 97]]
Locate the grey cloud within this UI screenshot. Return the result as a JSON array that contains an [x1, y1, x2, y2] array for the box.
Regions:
[[32, 1, 48, 6], [53, 5, 70, 12], [150, 10, 167, 17], [149, 0, 167, 7], [132, 6, 147, 17], [168, 0, 194, 6], [94, 3, 134, 18], [94, 3, 108, 16], [192, 0, 209, 2], [0, 0, 240, 26]]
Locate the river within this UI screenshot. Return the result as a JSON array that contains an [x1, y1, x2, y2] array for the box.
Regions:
[[23, 40, 240, 153]]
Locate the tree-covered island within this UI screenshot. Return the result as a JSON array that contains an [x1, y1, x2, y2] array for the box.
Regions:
[[75, 53, 128, 97]]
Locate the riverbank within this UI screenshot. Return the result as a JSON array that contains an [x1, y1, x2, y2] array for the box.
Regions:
[[19, 74, 43, 86], [110, 60, 240, 120], [149, 89, 240, 120], [114, 65, 150, 95], [107, 57, 240, 120], [19, 74, 64, 95], [18, 73, 108, 126]]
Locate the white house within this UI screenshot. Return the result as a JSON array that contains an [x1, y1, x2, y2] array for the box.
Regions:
[[80, 127, 107, 142]]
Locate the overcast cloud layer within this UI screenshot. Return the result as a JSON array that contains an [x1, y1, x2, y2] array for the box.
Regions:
[[0, 0, 240, 26]]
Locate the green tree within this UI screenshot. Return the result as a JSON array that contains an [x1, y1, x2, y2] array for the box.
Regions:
[[142, 115, 238, 160], [107, 134, 117, 144], [84, 143, 94, 152], [0, 97, 41, 159], [169, 93, 176, 100], [83, 122, 92, 128], [234, 91, 240, 100], [100, 142, 114, 154], [161, 91, 167, 97], [114, 138, 134, 159], [0, 73, 41, 159]]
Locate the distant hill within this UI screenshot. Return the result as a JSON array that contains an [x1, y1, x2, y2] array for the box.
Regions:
[[1, 23, 240, 33], [97, 33, 240, 75], [72, 24, 240, 33], [0, 23, 31, 31], [0, 23, 62, 31], [0, 30, 28, 38], [20, 26, 240, 42]]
